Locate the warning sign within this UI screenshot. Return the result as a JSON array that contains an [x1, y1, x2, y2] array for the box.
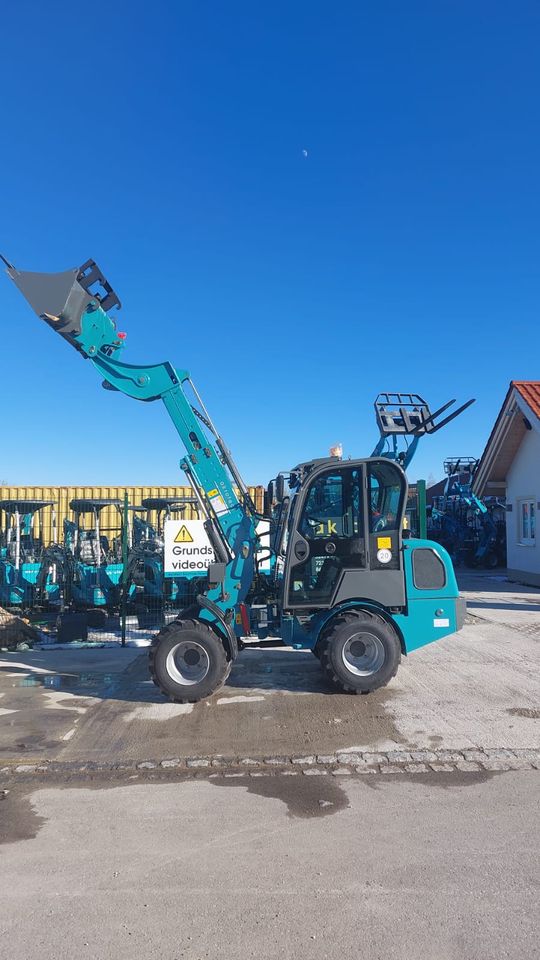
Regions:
[[174, 525, 194, 543], [164, 520, 215, 577], [164, 519, 272, 577]]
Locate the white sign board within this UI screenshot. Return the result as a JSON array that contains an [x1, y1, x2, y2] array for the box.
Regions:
[[164, 520, 215, 577], [255, 520, 271, 572], [164, 519, 272, 577]]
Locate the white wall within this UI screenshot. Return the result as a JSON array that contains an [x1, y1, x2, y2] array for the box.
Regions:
[[506, 427, 540, 581]]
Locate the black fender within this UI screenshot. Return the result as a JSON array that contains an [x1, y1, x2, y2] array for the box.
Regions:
[[175, 595, 239, 662], [316, 601, 407, 656]]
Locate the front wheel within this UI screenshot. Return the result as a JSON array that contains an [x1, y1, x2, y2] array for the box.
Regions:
[[319, 610, 401, 694], [149, 618, 230, 703]]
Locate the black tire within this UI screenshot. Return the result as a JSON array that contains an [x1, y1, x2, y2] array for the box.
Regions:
[[318, 610, 401, 694], [86, 608, 108, 629], [149, 618, 229, 703]]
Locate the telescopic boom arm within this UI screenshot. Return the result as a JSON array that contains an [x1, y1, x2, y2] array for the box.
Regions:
[[4, 256, 259, 641]]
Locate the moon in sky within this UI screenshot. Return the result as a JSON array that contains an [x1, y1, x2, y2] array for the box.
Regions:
[[302, 149, 308, 157]]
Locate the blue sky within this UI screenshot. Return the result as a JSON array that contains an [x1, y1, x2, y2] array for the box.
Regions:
[[1, 2, 538, 488]]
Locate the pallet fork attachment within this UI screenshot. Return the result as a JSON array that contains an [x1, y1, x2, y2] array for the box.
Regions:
[[372, 392, 475, 469]]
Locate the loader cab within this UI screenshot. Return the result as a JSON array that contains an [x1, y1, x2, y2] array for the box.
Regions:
[[283, 458, 407, 611]]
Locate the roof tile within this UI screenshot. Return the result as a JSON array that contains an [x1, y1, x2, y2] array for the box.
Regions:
[[512, 381, 540, 420]]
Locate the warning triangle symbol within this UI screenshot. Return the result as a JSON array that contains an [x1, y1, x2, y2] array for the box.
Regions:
[[174, 524, 194, 543]]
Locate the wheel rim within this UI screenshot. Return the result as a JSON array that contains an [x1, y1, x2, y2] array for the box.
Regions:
[[341, 631, 385, 677], [165, 640, 210, 686]]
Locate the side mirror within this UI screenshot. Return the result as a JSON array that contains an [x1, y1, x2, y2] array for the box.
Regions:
[[276, 475, 285, 503]]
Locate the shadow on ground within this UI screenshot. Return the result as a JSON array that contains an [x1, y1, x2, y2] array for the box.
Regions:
[[0, 647, 339, 706]]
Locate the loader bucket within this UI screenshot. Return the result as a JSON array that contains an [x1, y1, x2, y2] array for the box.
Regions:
[[4, 257, 121, 351]]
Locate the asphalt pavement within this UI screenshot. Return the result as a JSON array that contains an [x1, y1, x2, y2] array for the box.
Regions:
[[1, 770, 538, 959]]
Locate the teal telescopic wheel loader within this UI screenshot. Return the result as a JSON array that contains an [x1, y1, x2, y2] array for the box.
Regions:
[[5, 254, 472, 702]]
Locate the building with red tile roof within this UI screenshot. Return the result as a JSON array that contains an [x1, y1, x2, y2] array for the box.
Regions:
[[473, 382, 540, 586]]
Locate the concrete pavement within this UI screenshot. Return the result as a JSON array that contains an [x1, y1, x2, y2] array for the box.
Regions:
[[0, 571, 538, 766], [1, 770, 538, 959]]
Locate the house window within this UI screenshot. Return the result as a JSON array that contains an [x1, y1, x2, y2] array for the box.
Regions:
[[518, 500, 536, 545]]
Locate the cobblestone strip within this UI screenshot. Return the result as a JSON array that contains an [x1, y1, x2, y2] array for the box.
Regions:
[[1, 748, 539, 781]]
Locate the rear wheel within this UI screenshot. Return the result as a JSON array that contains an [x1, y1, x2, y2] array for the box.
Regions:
[[149, 618, 230, 703], [319, 610, 401, 694]]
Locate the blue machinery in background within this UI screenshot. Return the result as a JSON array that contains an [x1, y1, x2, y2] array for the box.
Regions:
[[0, 491, 202, 615], [128, 496, 202, 607], [63, 498, 126, 609], [5, 254, 473, 702], [0, 499, 62, 607], [427, 458, 506, 568]]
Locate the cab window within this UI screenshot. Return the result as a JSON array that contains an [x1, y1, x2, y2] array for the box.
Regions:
[[288, 468, 365, 606], [369, 462, 403, 533]]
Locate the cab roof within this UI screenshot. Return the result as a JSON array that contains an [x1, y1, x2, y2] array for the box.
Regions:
[[0, 499, 55, 512], [141, 497, 197, 510], [69, 498, 122, 513]]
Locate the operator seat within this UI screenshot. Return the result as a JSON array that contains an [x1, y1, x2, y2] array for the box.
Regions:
[[79, 533, 109, 565], [310, 557, 341, 599]]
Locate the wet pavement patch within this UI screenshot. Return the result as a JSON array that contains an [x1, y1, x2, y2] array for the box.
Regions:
[[48, 651, 409, 763], [14, 672, 126, 695], [9, 735, 67, 755], [0, 785, 46, 846], [359, 768, 498, 792], [211, 772, 350, 819]]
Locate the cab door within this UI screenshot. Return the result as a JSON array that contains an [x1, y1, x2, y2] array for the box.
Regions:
[[332, 459, 406, 608], [284, 459, 407, 611], [284, 466, 366, 608], [366, 459, 404, 574]]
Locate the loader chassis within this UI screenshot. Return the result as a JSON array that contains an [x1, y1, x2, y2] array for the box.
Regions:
[[5, 255, 467, 702]]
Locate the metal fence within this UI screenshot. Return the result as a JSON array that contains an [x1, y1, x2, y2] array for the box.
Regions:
[[0, 485, 225, 545]]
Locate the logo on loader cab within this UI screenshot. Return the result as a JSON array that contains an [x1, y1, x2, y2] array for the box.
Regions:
[[174, 525, 194, 543]]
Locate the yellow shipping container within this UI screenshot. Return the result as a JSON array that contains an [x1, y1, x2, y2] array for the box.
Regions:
[[0, 485, 264, 545]]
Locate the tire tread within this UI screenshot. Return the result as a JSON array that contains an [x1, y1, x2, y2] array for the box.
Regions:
[[149, 618, 229, 703], [318, 609, 400, 694]]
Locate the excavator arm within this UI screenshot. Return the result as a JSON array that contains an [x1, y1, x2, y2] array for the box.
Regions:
[[4, 256, 259, 645]]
